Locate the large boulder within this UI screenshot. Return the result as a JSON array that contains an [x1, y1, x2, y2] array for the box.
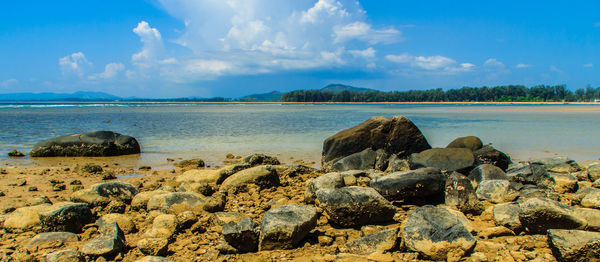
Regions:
[[473, 145, 511, 171], [588, 164, 600, 182], [322, 116, 431, 170], [219, 165, 280, 192], [446, 136, 483, 151], [330, 148, 377, 171], [506, 162, 554, 188], [315, 186, 395, 228], [475, 180, 511, 203], [409, 148, 474, 172], [71, 181, 138, 207], [259, 205, 317, 250], [402, 205, 476, 261], [143, 214, 178, 239], [1, 204, 52, 231], [304, 171, 362, 204], [30, 131, 140, 157], [370, 167, 446, 202], [531, 156, 581, 174], [97, 213, 137, 234], [468, 164, 508, 189], [81, 222, 127, 257], [147, 192, 206, 213], [345, 227, 399, 255], [518, 197, 586, 234], [547, 229, 600, 262], [25, 232, 78, 251], [493, 202, 522, 231], [131, 190, 168, 211], [39, 202, 93, 233], [445, 172, 483, 214], [222, 217, 260, 252]]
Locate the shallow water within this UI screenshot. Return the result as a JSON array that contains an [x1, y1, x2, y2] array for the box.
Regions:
[[1, 102, 599, 167]]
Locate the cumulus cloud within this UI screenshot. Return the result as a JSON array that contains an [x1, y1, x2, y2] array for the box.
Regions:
[[348, 47, 376, 59], [89, 63, 124, 80], [483, 58, 505, 68], [58, 52, 91, 77], [385, 54, 474, 73], [333, 22, 401, 44], [516, 63, 531, 68], [132, 21, 164, 68]]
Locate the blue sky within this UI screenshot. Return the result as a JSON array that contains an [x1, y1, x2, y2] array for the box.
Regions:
[[0, 0, 598, 98]]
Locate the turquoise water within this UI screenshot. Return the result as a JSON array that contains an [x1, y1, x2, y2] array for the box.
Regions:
[[1, 102, 599, 166]]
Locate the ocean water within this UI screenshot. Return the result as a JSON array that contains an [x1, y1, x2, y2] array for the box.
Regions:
[[1, 102, 599, 167]]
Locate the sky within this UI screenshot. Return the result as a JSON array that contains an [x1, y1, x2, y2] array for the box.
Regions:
[[0, 0, 599, 98]]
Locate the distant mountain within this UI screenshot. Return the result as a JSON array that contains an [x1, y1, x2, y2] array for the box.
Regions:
[[0, 91, 121, 101], [320, 84, 377, 93], [238, 91, 283, 102]]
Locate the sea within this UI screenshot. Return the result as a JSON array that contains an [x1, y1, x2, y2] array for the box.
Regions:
[[1, 102, 599, 168]]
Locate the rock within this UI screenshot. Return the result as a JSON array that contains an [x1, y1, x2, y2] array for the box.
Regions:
[[402, 205, 476, 261], [147, 192, 206, 213], [70, 181, 139, 207], [531, 156, 581, 173], [176, 169, 221, 184], [581, 190, 600, 209], [446, 136, 483, 151], [223, 217, 260, 252], [105, 200, 126, 214], [506, 162, 555, 188], [304, 172, 346, 204], [519, 197, 586, 233], [517, 186, 557, 202], [177, 182, 214, 196], [143, 214, 177, 239], [468, 164, 508, 189], [478, 226, 515, 239], [492, 202, 522, 231], [259, 204, 317, 250], [25, 232, 78, 250], [577, 208, 600, 232], [80, 163, 103, 173], [209, 212, 246, 226], [374, 149, 390, 171], [385, 154, 410, 173], [445, 172, 483, 214], [39, 202, 93, 233], [7, 149, 25, 157], [331, 148, 377, 171], [242, 154, 280, 166], [547, 229, 600, 262], [1, 204, 51, 231], [315, 186, 395, 227], [369, 167, 446, 202], [30, 195, 53, 206], [203, 192, 226, 212], [175, 158, 205, 169], [409, 148, 475, 172], [274, 164, 318, 178], [97, 213, 136, 234], [322, 116, 431, 170], [588, 164, 600, 182], [30, 131, 140, 157], [131, 190, 168, 211], [81, 222, 127, 257], [345, 228, 399, 255], [137, 238, 169, 256], [475, 180, 511, 203], [549, 172, 579, 193], [473, 145, 511, 171], [175, 211, 197, 229], [135, 256, 174, 262], [215, 164, 252, 184], [44, 250, 85, 262], [219, 165, 279, 192]]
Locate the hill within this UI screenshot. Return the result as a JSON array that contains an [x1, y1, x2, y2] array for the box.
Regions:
[[320, 84, 376, 93], [238, 91, 283, 102]]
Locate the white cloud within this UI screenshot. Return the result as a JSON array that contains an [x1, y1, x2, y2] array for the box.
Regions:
[[348, 47, 375, 59], [584, 63, 594, 68], [386, 54, 474, 73], [333, 21, 401, 44], [550, 65, 563, 73], [516, 63, 531, 68], [0, 78, 18, 88], [483, 58, 505, 68], [132, 21, 164, 68], [58, 52, 91, 77], [89, 63, 124, 80], [300, 0, 349, 24]]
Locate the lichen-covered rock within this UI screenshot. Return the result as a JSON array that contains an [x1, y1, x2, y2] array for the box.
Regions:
[[219, 165, 280, 192], [468, 164, 508, 189], [547, 229, 600, 262], [137, 238, 169, 256], [345, 227, 399, 255], [402, 205, 476, 261], [242, 154, 280, 166], [30, 131, 140, 157], [25, 232, 78, 251], [223, 217, 260, 252], [446, 136, 483, 151], [259, 205, 317, 250], [519, 197, 586, 233], [316, 186, 395, 228], [473, 145, 511, 171], [409, 148, 475, 172], [81, 222, 127, 257], [492, 202, 522, 231], [370, 167, 445, 202], [507, 162, 555, 188], [70, 181, 138, 207], [322, 116, 431, 170], [531, 156, 581, 174], [97, 213, 136, 234], [146, 192, 206, 213], [44, 250, 85, 262], [39, 202, 93, 233], [143, 214, 178, 239], [475, 180, 511, 203], [445, 172, 483, 214], [304, 171, 361, 204], [330, 148, 377, 172]]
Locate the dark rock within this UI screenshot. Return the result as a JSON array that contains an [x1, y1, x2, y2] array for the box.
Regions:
[[44, 250, 85, 262], [547, 229, 600, 262], [345, 228, 399, 255], [493, 202, 522, 231], [445, 172, 483, 214], [39, 202, 93, 233], [242, 154, 280, 166], [409, 148, 474, 172], [331, 148, 377, 171], [519, 197, 586, 234], [25, 232, 78, 250], [274, 164, 317, 178], [446, 136, 483, 151], [304, 172, 346, 204], [175, 158, 205, 169], [81, 163, 103, 173], [223, 217, 260, 252], [468, 164, 508, 189], [473, 145, 511, 171], [507, 162, 555, 188], [7, 149, 25, 157], [215, 164, 252, 184], [30, 131, 140, 157], [178, 182, 214, 196], [259, 204, 317, 250], [219, 165, 280, 192], [203, 192, 226, 212], [370, 167, 446, 202], [322, 116, 431, 170], [81, 222, 127, 257], [315, 186, 395, 228], [374, 149, 390, 171], [385, 154, 410, 173], [531, 156, 581, 174], [70, 181, 139, 207], [475, 180, 511, 203], [402, 205, 476, 261]]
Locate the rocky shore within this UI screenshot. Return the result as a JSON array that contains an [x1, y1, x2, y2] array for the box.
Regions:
[[1, 116, 600, 262]]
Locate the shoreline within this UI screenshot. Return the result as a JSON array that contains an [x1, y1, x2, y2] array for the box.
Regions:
[[2, 100, 600, 105]]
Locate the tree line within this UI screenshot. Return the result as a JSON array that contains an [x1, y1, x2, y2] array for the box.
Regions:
[[281, 85, 600, 103]]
